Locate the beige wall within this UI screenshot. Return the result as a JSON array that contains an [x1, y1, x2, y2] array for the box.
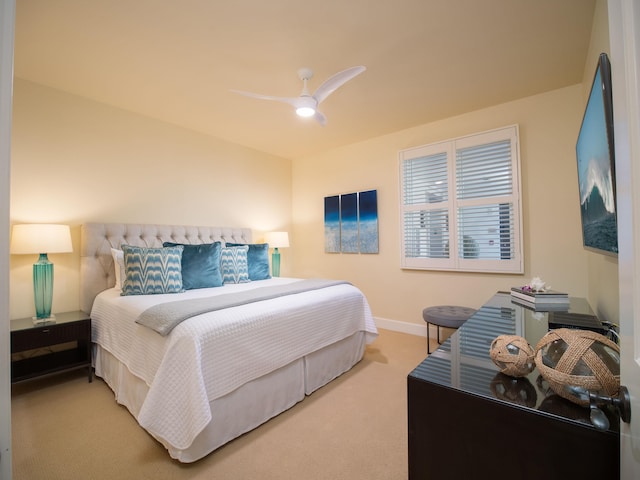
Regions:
[[10, 79, 292, 319], [291, 84, 593, 327]]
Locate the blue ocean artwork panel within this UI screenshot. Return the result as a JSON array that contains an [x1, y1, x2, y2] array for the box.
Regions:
[[324, 195, 341, 253], [358, 190, 379, 254], [576, 66, 618, 255], [340, 193, 359, 253]]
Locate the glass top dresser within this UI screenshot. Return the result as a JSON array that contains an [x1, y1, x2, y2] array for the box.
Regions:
[[407, 292, 620, 480]]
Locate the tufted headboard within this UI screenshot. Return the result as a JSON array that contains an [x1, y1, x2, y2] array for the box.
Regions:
[[80, 223, 253, 313]]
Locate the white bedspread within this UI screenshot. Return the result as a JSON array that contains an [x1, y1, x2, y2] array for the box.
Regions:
[[91, 277, 378, 450]]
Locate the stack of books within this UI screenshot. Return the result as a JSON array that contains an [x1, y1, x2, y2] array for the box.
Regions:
[[510, 286, 570, 311]]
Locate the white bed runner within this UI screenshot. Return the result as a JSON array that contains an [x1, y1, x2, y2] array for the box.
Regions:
[[91, 277, 377, 450]]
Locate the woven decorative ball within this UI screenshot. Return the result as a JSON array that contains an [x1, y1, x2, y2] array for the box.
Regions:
[[490, 335, 535, 377], [535, 328, 620, 407]]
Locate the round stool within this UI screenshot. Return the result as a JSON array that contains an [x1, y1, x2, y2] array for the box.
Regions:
[[423, 305, 476, 353]]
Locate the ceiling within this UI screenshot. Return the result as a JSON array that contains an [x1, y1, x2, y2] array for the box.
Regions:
[[14, 0, 596, 160]]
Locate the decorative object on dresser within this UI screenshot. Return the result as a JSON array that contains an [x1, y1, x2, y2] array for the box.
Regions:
[[510, 276, 569, 309], [263, 231, 289, 277], [10, 224, 73, 323], [489, 334, 535, 377], [510, 287, 569, 304], [10, 311, 92, 383], [534, 328, 620, 407]]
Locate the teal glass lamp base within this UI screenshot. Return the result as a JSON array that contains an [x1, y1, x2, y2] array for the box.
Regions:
[[272, 248, 281, 277], [33, 253, 55, 322]]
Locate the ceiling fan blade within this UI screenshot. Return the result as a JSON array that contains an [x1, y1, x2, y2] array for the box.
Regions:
[[312, 66, 366, 105], [230, 89, 300, 108], [314, 110, 327, 127]]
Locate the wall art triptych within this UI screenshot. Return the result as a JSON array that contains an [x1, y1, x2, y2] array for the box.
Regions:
[[324, 189, 379, 254]]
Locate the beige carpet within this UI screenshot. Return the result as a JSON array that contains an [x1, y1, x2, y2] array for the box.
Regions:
[[11, 329, 428, 480]]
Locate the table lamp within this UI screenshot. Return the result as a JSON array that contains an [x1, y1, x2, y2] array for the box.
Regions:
[[264, 231, 289, 277], [10, 224, 73, 323]]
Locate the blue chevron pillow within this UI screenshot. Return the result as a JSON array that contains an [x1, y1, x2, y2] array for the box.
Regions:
[[220, 245, 250, 284], [121, 245, 184, 296], [225, 242, 271, 281]]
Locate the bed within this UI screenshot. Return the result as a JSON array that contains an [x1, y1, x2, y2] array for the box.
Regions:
[[80, 223, 378, 463]]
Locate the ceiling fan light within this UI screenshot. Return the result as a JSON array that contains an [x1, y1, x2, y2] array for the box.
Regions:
[[296, 106, 316, 117]]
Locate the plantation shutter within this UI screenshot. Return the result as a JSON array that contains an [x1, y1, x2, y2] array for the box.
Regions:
[[400, 125, 522, 273], [456, 139, 515, 261], [402, 151, 450, 260]]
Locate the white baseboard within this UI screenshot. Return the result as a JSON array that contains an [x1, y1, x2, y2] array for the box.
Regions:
[[373, 316, 428, 337]]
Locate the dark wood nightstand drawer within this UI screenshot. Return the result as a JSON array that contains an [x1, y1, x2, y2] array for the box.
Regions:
[[11, 320, 90, 351], [10, 311, 92, 383]]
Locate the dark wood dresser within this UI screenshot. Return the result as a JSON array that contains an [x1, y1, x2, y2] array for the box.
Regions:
[[407, 292, 620, 479]]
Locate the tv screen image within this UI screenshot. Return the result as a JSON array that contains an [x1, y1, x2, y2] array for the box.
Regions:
[[576, 52, 618, 256]]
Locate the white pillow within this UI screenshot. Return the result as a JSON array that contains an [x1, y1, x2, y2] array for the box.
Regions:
[[111, 248, 125, 290]]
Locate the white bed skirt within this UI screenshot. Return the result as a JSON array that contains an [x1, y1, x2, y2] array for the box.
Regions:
[[94, 331, 366, 463]]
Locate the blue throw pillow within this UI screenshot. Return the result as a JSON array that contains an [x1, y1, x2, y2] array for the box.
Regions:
[[220, 245, 250, 284], [226, 242, 271, 281], [121, 245, 184, 296], [163, 241, 223, 289]]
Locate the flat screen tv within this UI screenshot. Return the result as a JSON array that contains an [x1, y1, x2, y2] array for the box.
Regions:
[[576, 52, 618, 256]]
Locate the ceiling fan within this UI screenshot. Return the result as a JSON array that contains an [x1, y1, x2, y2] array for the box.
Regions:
[[230, 65, 366, 126]]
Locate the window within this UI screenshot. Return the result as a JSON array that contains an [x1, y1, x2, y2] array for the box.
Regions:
[[399, 125, 523, 273]]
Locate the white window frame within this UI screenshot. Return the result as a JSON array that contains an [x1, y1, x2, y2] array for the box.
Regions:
[[399, 125, 523, 273]]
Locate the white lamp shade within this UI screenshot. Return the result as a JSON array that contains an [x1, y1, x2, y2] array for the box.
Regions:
[[265, 231, 289, 249], [10, 224, 73, 254]]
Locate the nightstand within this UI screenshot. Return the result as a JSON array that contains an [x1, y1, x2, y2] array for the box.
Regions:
[[10, 311, 92, 383]]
